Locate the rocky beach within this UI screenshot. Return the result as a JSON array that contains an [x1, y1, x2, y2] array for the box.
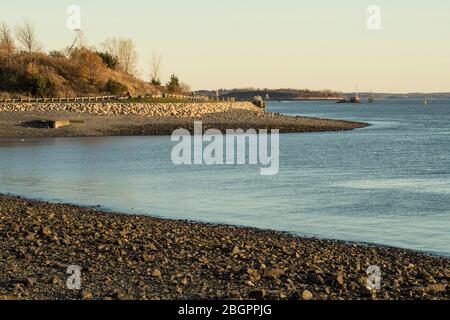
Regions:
[[0, 101, 367, 138], [1, 101, 448, 301], [0, 195, 448, 301]]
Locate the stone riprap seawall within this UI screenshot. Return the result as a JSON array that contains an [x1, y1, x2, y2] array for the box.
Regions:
[[0, 101, 262, 118]]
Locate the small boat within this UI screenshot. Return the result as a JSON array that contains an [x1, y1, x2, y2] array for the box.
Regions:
[[337, 87, 361, 104], [424, 99, 428, 106], [368, 90, 375, 103], [337, 96, 361, 104]]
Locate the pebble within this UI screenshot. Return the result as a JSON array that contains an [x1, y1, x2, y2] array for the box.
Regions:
[[426, 284, 447, 293], [41, 226, 52, 237], [231, 246, 241, 256], [302, 290, 314, 301], [25, 276, 38, 286], [81, 291, 93, 300], [264, 269, 284, 279], [152, 269, 162, 278]]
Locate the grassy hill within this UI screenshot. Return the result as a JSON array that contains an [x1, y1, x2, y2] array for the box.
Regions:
[[0, 48, 158, 99]]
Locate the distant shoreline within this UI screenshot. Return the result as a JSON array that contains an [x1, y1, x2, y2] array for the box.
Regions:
[[272, 97, 342, 101]]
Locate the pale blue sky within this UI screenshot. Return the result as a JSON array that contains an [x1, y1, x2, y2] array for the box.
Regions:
[[2, 0, 450, 92]]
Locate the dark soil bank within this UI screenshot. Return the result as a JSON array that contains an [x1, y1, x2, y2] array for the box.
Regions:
[[0, 195, 448, 300]]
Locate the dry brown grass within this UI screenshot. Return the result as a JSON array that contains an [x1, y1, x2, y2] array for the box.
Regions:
[[0, 49, 158, 98]]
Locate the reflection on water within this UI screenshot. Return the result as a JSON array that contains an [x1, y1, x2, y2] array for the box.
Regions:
[[334, 179, 450, 194], [0, 99, 449, 256]]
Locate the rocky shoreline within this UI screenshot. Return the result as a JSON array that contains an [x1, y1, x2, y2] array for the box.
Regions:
[[0, 101, 262, 118], [0, 194, 448, 300], [0, 102, 367, 138]]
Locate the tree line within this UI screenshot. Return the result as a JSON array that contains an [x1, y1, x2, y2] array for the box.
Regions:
[[0, 20, 190, 98]]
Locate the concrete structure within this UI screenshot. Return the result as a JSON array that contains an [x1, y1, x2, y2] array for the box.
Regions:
[[53, 120, 86, 129]]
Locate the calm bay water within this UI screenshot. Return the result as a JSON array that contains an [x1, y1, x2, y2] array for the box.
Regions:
[[1, 100, 449, 256]]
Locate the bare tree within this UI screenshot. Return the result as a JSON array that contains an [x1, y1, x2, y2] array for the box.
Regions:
[[101, 38, 120, 59], [0, 23, 15, 57], [180, 82, 191, 94], [150, 50, 162, 84], [102, 37, 138, 75], [119, 38, 138, 75], [15, 20, 41, 54]]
